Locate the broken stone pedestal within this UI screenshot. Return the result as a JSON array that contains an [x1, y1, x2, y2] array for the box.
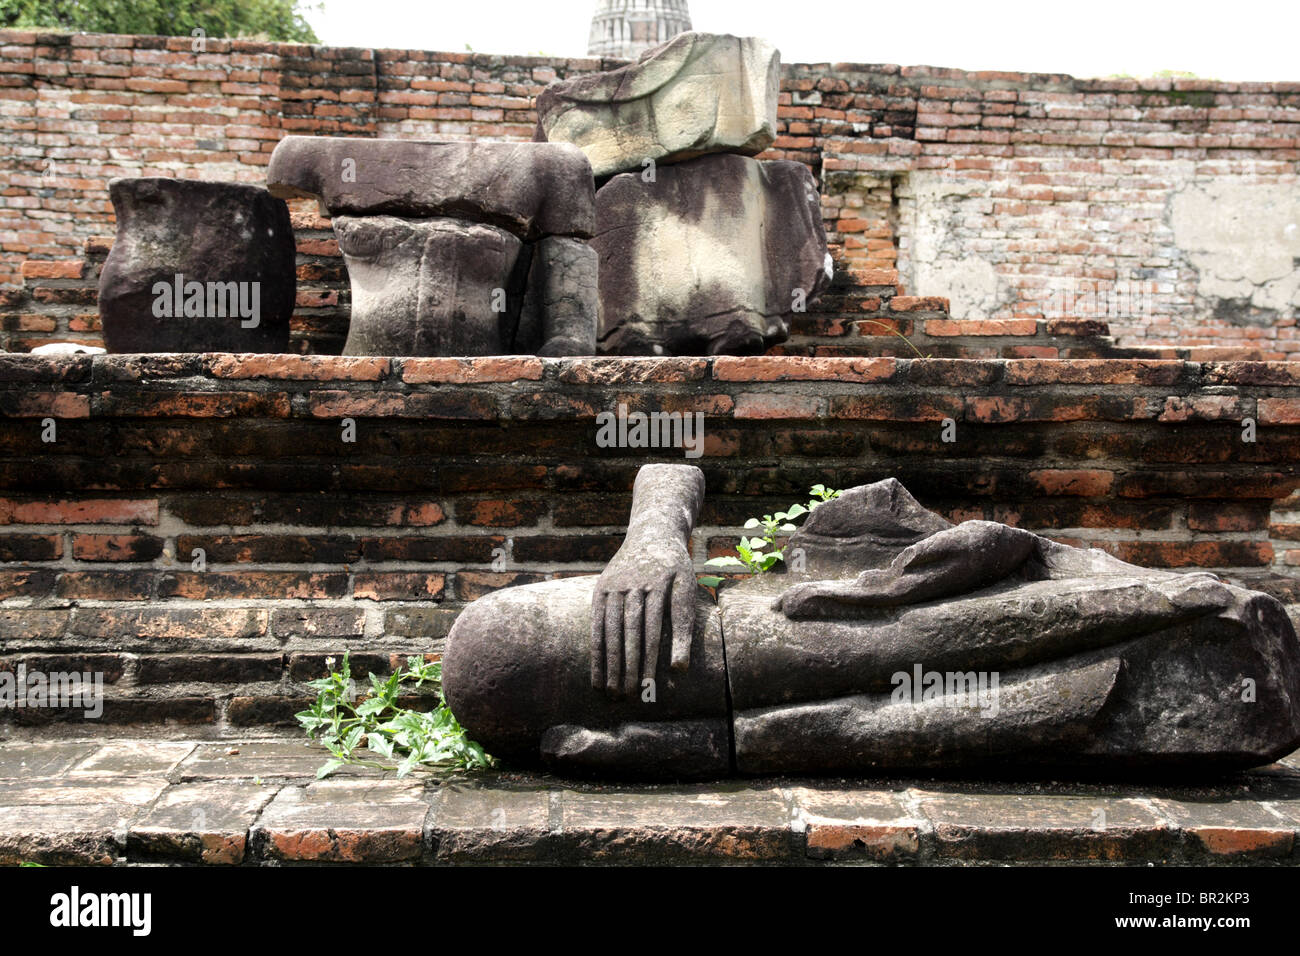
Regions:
[[98, 179, 296, 353], [267, 137, 599, 357]]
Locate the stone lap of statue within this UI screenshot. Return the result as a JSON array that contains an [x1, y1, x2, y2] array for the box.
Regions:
[[443, 464, 1300, 779]]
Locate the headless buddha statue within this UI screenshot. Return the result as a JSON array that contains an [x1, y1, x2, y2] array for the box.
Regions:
[[444, 464, 1300, 778]]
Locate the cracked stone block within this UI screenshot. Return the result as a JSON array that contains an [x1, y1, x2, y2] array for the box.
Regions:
[[555, 782, 797, 862], [536, 32, 780, 178], [0, 776, 168, 809], [128, 780, 277, 865], [593, 153, 831, 355], [788, 785, 922, 862], [250, 778, 430, 863], [917, 791, 1177, 862], [0, 804, 131, 866], [517, 236, 599, 356], [0, 776, 168, 865], [268, 137, 595, 240], [99, 178, 295, 353]]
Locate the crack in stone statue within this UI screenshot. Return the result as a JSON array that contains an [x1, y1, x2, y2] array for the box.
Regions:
[[444, 464, 1300, 779], [267, 137, 599, 357]]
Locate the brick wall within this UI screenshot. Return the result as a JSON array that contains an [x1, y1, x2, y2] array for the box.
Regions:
[[0, 352, 1298, 730], [1, 31, 1297, 352]]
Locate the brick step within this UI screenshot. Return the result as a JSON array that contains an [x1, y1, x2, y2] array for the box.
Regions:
[[0, 602, 453, 733], [0, 738, 1296, 865], [1, 352, 1299, 729]]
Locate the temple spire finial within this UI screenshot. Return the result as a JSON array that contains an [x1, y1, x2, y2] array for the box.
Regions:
[[587, 0, 693, 60]]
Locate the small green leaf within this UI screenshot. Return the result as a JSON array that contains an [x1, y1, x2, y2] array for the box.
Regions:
[[316, 759, 344, 779]]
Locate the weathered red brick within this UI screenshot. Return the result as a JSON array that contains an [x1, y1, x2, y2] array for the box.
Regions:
[[400, 356, 543, 384], [0, 498, 158, 525], [308, 390, 496, 419], [733, 393, 826, 419], [454, 570, 547, 601], [20, 259, 84, 280], [714, 356, 896, 383], [557, 358, 709, 384], [1004, 359, 1185, 386], [1027, 469, 1114, 497], [926, 319, 1038, 337], [71, 533, 164, 561], [1188, 502, 1271, 532], [206, 354, 390, 381], [456, 499, 547, 527], [352, 572, 446, 601], [1258, 398, 1300, 425]]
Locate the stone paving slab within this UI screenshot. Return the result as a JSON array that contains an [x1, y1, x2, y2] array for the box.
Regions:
[[250, 778, 429, 863], [0, 738, 1296, 865], [915, 790, 1178, 863], [128, 780, 278, 865], [787, 783, 922, 862], [69, 740, 196, 777], [0, 741, 97, 779], [173, 741, 381, 782]]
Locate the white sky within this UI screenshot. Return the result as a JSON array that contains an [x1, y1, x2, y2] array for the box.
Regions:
[[307, 0, 1299, 81]]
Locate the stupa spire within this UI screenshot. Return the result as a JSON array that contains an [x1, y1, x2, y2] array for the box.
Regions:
[[587, 0, 693, 60]]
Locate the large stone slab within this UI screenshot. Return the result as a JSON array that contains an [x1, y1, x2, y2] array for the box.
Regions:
[[592, 153, 831, 354], [554, 781, 797, 862], [98, 178, 295, 353], [267, 137, 596, 240], [536, 32, 780, 178]]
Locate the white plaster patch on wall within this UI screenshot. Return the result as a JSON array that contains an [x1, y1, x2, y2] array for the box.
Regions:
[[1168, 179, 1300, 319], [897, 171, 1008, 320]]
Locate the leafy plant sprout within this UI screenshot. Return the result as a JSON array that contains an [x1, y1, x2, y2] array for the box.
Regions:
[[296, 653, 493, 778], [698, 483, 842, 588]]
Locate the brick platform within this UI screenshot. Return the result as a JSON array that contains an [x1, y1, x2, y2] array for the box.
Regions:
[[0, 736, 1296, 865]]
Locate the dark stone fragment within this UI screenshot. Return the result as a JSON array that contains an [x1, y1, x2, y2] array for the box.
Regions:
[[98, 178, 295, 353]]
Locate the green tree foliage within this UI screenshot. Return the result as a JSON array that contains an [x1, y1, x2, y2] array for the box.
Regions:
[[0, 0, 321, 43]]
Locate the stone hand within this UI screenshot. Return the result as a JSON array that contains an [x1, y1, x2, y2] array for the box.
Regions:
[[772, 578, 870, 619], [591, 539, 696, 697]]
